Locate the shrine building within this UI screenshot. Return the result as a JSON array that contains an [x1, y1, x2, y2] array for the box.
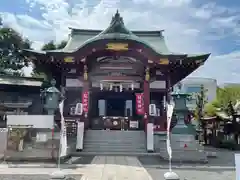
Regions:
[[23, 11, 210, 132]]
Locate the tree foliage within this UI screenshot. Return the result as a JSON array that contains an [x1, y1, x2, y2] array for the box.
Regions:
[[41, 40, 56, 51], [41, 40, 67, 51], [192, 85, 208, 143], [35, 40, 67, 88], [205, 86, 240, 116], [194, 84, 208, 120], [0, 26, 31, 76], [35, 40, 67, 74], [56, 40, 67, 49], [204, 102, 216, 117]]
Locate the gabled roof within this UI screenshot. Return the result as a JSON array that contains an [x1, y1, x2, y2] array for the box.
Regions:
[[25, 10, 174, 55], [61, 29, 172, 55], [60, 11, 172, 55], [0, 75, 43, 87], [23, 10, 210, 81]]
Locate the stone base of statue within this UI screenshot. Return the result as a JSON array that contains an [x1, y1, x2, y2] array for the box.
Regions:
[[50, 170, 66, 179], [158, 134, 207, 163], [164, 171, 179, 180]]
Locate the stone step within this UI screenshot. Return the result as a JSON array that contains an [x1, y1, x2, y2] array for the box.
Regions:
[[84, 136, 145, 139], [82, 149, 146, 152], [82, 130, 147, 154], [83, 147, 146, 150], [85, 132, 145, 137], [71, 152, 160, 156], [83, 143, 145, 147], [83, 147, 145, 150], [84, 140, 145, 143], [83, 145, 146, 149], [85, 135, 145, 139], [85, 133, 145, 136], [86, 130, 144, 133]]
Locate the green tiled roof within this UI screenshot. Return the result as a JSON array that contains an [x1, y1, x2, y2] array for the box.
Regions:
[[24, 10, 210, 62], [45, 10, 174, 55], [62, 32, 172, 54]]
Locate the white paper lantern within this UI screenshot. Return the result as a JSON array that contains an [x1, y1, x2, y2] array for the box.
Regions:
[[75, 103, 83, 115], [131, 83, 134, 90]]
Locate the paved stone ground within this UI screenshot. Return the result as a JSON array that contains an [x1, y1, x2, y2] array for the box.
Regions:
[[146, 168, 235, 180], [204, 147, 239, 166], [0, 175, 82, 180], [0, 155, 236, 180]]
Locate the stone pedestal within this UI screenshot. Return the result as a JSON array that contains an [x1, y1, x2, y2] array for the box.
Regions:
[[50, 170, 66, 179], [164, 171, 179, 180]]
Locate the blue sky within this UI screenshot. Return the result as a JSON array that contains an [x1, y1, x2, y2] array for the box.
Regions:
[[0, 0, 239, 83]]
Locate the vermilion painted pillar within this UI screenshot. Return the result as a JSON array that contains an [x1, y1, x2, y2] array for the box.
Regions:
[[82, 65, 89, 129], [143, 67, 150, 131], [144, 80, 150, 130]]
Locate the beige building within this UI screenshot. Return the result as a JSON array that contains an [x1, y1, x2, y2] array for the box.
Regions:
[[174, 77, 217, 110]]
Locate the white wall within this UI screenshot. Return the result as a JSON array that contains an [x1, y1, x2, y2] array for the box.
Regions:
[[150, 81, 166, 89], [7, 115, 54, 129], [181, 77, 217, 101]]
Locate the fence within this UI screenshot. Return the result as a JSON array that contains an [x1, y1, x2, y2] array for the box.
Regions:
[[3, 126, 60, 161], [0, 115, 79, 161]]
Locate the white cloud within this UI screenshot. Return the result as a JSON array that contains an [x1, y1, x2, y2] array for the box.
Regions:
[[0, 0, 239, 83], [133, 0, 192, 7], [191, 51, 240, 83]]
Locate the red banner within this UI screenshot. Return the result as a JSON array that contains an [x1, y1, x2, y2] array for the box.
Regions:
[[136, 93, 144, 115], [82, 91, 89, 113]]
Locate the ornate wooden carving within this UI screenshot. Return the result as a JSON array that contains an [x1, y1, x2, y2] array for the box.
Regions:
[[64, 56, 74, 63], [106, 43, 128, 51], [145, 67, 150, 81], [83, 65, 88, 80]]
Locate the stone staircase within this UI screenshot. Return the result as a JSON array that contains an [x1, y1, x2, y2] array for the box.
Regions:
[[79, 130, 147, 155]]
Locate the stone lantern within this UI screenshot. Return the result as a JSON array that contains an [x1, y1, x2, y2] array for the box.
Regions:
[[170, 85, 195, 135], [41, 79, 62, 115]]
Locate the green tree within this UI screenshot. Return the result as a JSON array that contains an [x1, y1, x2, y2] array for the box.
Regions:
[[35, 40, 67, 88], [193, 84, 208, 143], [56, 40, 67, 49], [0, 27, 31, 76], [204, 102, 217, 117], [41, 40, 56, 50], [205, 86, 240, 116], [41, 40, 67, 51], [216, 86, 240, 115], [194, 85, 208, 120], [204, 86, 240, 145], [218, 86, 240, 143]]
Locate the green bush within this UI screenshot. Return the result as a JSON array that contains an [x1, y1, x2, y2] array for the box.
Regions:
[[212, 136, 223, 148], [219, 139, 237, 150]]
